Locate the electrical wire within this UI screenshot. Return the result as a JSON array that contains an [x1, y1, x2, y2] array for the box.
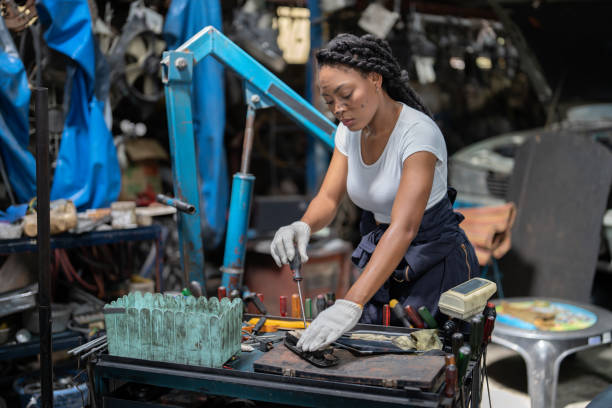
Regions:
[[484, 349, 493, 408]]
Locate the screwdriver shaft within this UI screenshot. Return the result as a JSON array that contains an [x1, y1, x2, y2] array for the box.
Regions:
[[296, 281, 307, 329]]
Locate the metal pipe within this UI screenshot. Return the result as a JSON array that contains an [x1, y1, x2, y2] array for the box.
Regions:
[[34, 87, 52, 408], [68, 335, 107, 355], [240, 100, 257, 174], [156, 193, 195, 214], [80, 342, 108, 359]]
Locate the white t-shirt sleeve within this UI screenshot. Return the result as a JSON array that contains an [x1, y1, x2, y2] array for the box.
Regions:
[[399, 121, 445, 164], [334, 123, 349, 156]]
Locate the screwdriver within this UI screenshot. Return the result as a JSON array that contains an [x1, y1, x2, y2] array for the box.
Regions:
[[325, 292, 335, 308], [458, 345, 471, 386], [279, 295, 287, 317], [382, 305, 391, 326], [404, 305, 424, 328], [389, 299, 412, 328], [469, 314, 483, 357], [483, 314, 496, 344], [451, 332, 464, 363], [305, 298, 312, 319], [291, 294, 301, 318], [316, 294, 326, 317], [289, 252, 307, 330], [418, 306, 438, 329], [217, 286, 227, 299]]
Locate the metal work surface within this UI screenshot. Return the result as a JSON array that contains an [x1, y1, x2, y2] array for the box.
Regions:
[[94, 353, 443, 407], [492, 297, 612, 408], [254, 342, 446, 391]]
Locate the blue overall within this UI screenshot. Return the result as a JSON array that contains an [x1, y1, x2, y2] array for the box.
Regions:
[[352, 189, 479, 326]]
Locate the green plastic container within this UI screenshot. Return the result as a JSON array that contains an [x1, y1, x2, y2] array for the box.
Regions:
[[104, 292, 242, 368]]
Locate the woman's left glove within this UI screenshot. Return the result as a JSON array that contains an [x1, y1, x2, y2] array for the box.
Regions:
[[297, 299, 362, 352]]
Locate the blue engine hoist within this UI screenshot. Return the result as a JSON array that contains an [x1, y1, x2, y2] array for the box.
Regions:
[[161, 26, 335, 292]]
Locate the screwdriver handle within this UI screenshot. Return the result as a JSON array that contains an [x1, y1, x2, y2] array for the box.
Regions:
[[290, 252, 302, 281]]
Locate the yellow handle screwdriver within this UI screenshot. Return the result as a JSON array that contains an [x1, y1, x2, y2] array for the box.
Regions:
[[290, 252, 307, 330]]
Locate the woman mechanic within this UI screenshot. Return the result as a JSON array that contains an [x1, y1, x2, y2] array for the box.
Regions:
[[270, 33, 479, 352]]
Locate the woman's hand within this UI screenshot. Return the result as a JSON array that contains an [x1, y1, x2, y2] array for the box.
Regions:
[[297, 299, 362, 351], [270, 221, 311, 266]]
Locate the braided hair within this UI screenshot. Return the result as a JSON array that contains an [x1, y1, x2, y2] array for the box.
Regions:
[[316, 33, 432, 118]]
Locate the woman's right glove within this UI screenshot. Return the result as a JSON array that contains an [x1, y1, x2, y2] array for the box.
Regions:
[[270, 221, 311, 267]]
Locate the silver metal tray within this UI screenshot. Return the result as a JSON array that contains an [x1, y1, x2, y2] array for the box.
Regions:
[[0, 284, 38, 318]]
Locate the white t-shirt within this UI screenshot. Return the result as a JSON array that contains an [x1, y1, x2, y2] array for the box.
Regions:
[[335, 103, 447, 224]]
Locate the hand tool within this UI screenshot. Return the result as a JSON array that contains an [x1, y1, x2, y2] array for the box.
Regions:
[[484, 301, 496, 318], [325, 292, 335, 308], [332, 339, 422, 356], [389, 299, 413, 328], [284, 331, 338, 367], [289, 252, 307, 330], [242, 320, 278, 333], [247, 317, 307, 330], [279, 295, 287, 317], [458, 345, 471, 385], [444, 364, 457, 397], [469, 314, 484, 357], [451, 332, 463, 363], [217, 286, 227, 299], [382, 304, 390, 326], [156, 193, 196, 214], [305, 298, 312, 319], [404, 305, 425, 328], [458, 344, 471, 408], [418, 306, 438, 329], [244, 292, 267, 315], [188, 281, 203, 298], [442, 320, 457, 338], [316, 294, 326, 316], [252, 316, 268, 334], [441, 320, 457, 352], [483, 314, 495, 344], [291, 294, 301, 318]]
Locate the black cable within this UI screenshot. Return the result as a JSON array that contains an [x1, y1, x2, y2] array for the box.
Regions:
[[484, 350, 492, 408]]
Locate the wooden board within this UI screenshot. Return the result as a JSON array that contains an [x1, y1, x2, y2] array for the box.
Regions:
[[253, 344, 445, 391]]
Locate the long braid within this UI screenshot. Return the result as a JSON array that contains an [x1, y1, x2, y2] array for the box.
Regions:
[[316, 34, 432, 118]]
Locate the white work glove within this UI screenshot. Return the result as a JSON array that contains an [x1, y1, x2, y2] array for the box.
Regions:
[[270, 221, 311, 267], [297, 299, 362, 352]]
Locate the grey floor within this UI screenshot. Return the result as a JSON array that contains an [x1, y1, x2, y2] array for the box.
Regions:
[[481, 343, 612, 408]]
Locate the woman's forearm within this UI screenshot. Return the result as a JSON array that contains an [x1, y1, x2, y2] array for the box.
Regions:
[[344, 224, 416, 305], [300, 193, 340, 233]]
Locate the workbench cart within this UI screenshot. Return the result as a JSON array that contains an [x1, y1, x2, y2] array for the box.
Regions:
[[91, 321, 486, 408]]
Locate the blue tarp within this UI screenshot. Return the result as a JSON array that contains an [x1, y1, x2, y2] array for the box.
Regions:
[[37, 0, 120, 210], [163, 0, 228, 249], [0, 18, 36, 203]]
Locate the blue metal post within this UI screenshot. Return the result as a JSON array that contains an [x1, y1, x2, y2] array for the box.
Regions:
[[162, 51, 205, 288]]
